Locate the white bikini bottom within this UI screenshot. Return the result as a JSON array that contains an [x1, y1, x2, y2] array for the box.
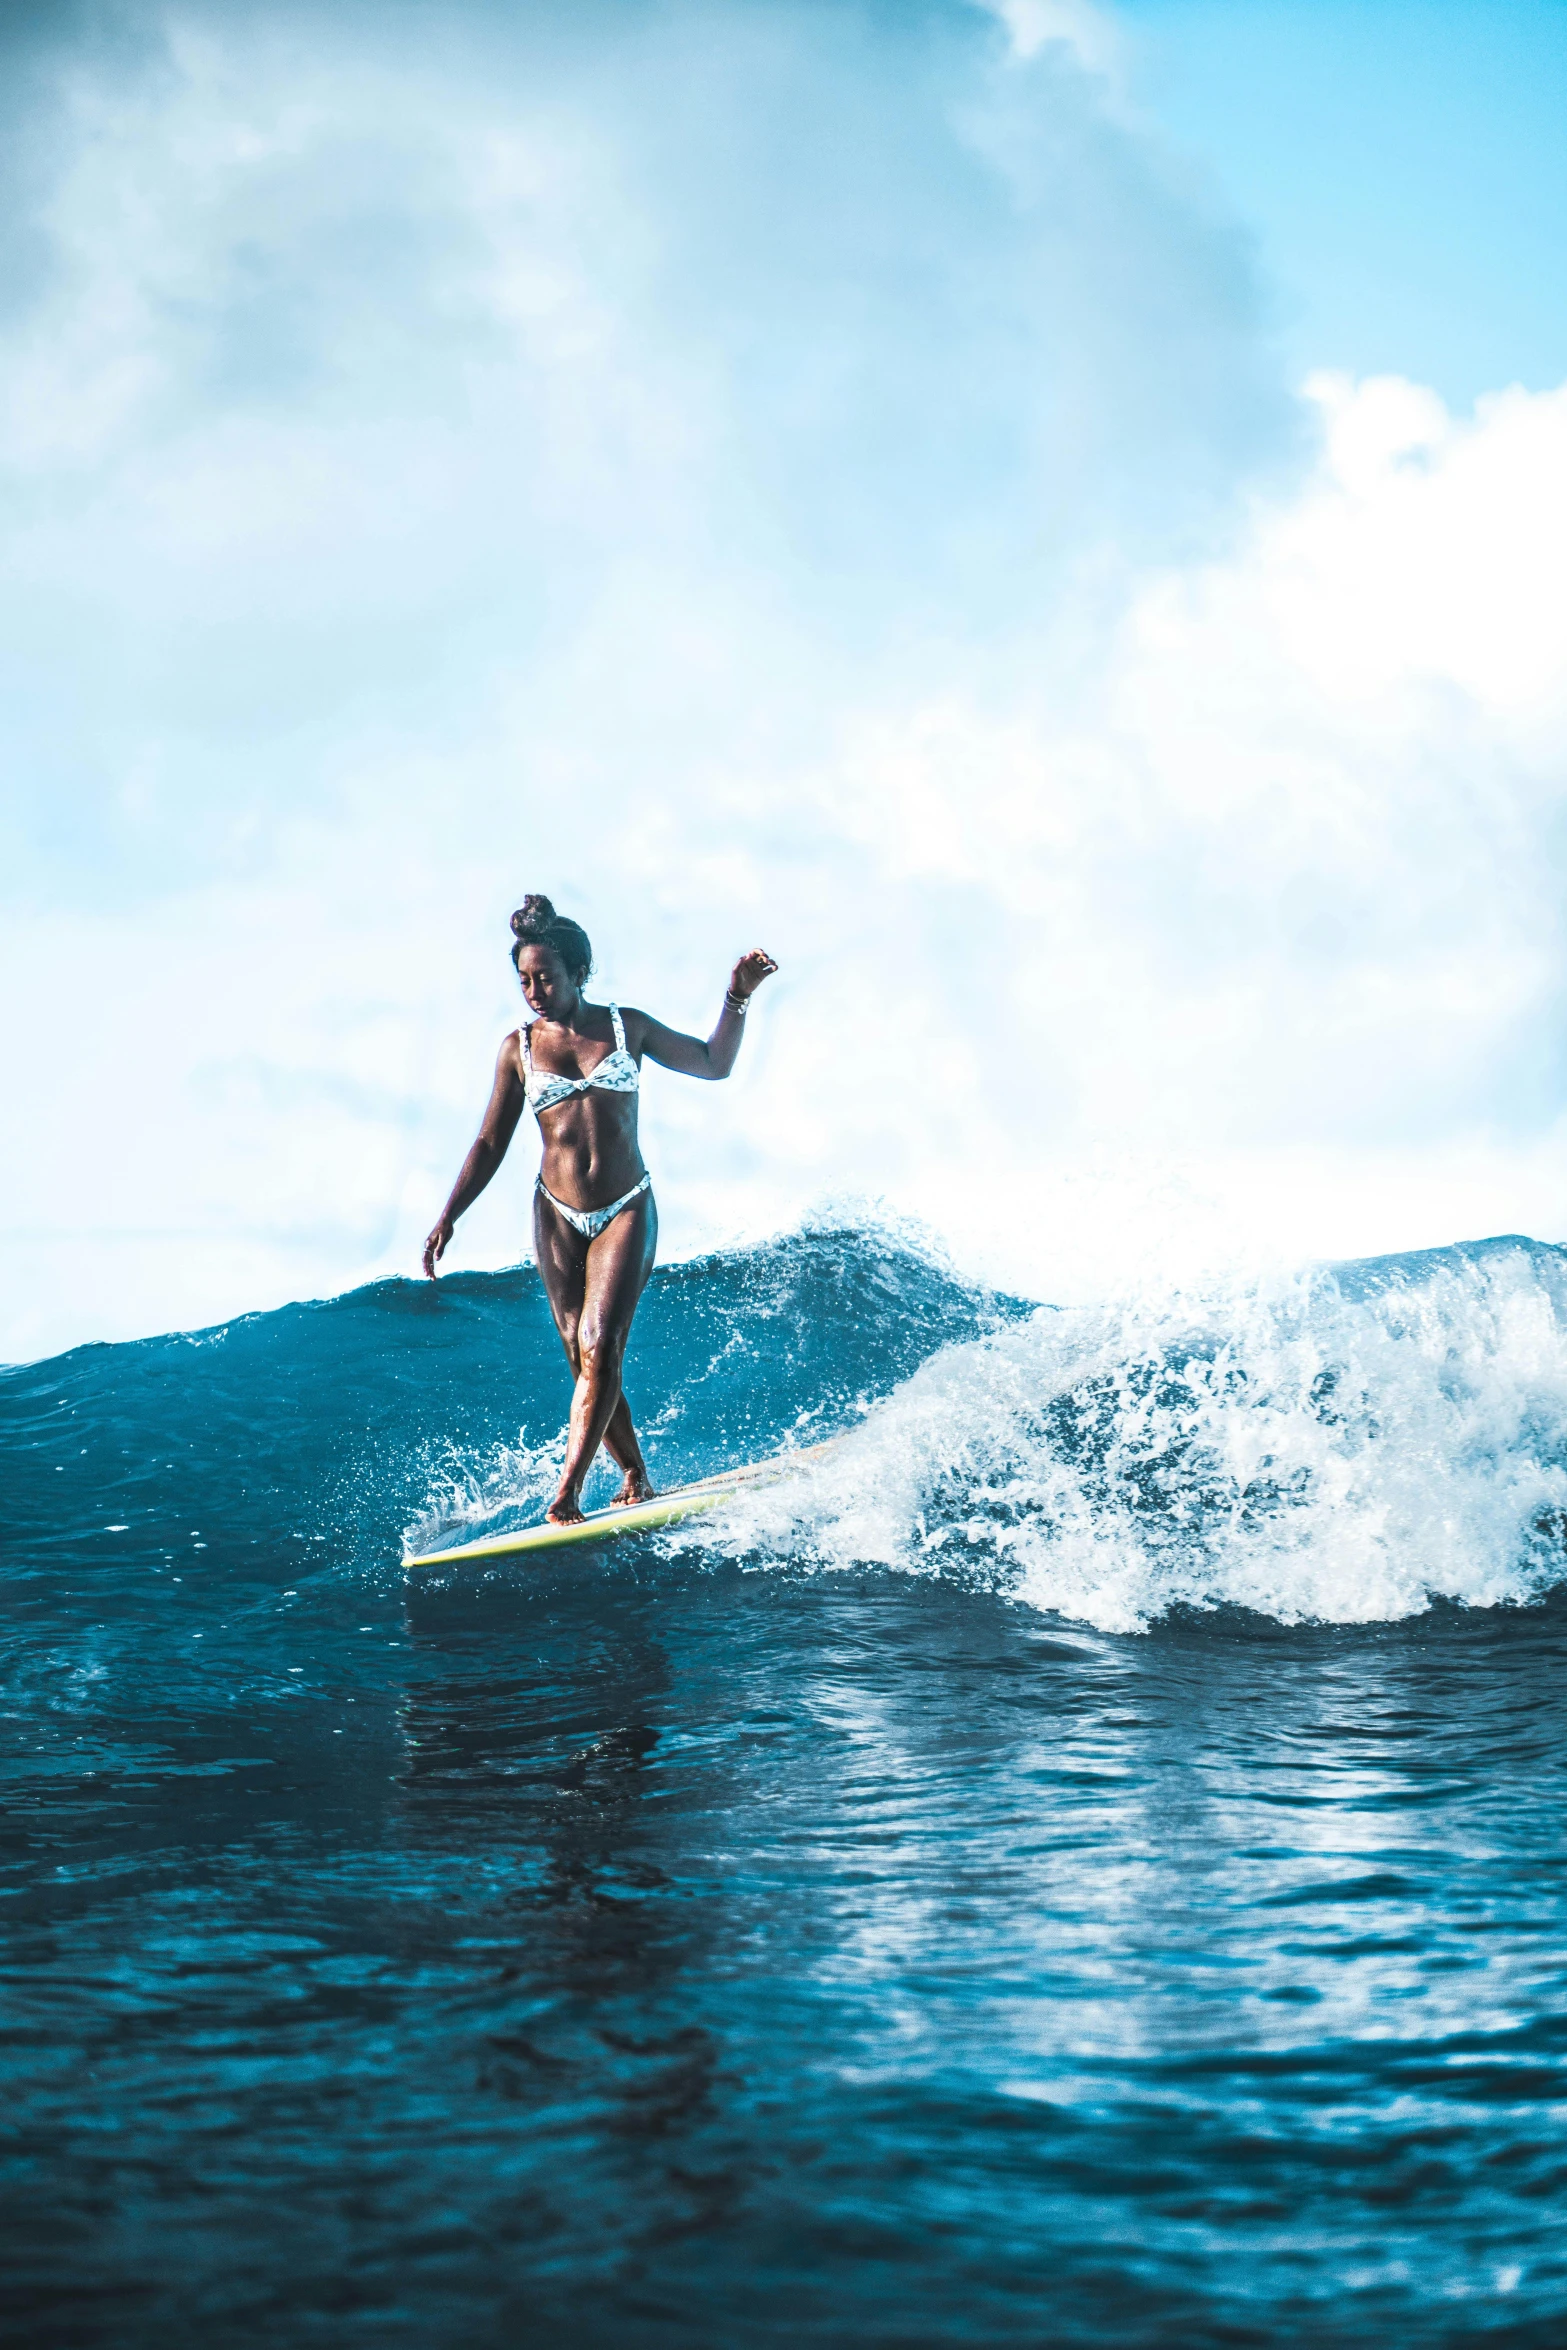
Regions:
[[537, 1171, 652, 1241]]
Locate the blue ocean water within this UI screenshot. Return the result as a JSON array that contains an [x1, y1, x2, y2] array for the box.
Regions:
[[5, 1224, 1567, 2346]]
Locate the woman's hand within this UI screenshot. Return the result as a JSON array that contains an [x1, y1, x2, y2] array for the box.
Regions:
[[422, 1217, 455, 1280], [728, 949, 778, 1001]]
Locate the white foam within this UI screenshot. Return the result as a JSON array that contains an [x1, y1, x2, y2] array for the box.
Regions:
[[696, 1239, 1567, 1632], [400, 1429, 563, 1560]]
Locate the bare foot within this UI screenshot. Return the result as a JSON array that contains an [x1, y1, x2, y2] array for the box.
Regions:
[[546, 1485, 585, 1526], [611, 1470, 654, 1507]]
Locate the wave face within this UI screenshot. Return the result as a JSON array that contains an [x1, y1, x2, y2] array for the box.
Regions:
[[0, 1224, 1012, 1644]]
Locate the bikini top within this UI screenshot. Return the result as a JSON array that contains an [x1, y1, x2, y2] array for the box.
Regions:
[[519, 1002, 640, 1122]]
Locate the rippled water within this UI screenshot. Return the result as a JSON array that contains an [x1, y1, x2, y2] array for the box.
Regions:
[[6, 1228, 1567, 2345]]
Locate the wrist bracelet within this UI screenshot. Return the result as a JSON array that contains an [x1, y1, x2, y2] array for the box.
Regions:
[[725, 990, 749, 1013]]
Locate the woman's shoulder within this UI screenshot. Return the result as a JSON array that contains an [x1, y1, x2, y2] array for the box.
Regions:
[[613, 1004, 654, 1049]]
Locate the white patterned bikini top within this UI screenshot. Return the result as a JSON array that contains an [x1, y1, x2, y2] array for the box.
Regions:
[[520, 1003, 640, 1122]]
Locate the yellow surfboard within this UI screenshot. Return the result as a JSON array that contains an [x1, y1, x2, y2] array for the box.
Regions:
[[403, 1445, 829, 1570]]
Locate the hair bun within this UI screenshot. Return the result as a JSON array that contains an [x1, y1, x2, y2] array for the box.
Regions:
[[508, 892, 594, 981], [511, 893, 557, 938]]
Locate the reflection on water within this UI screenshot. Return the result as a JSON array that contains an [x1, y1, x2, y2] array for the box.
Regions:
[[7, 1556, 1567, 2345]]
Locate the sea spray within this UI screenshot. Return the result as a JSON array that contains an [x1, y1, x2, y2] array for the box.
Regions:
[[695, 1235, 1567, 1631]]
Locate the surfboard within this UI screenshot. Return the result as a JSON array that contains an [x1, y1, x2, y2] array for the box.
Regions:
[[402, 1445, 829, 1570]]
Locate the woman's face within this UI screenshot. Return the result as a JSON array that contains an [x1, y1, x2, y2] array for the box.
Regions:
[[515, 943, 580, 1021]]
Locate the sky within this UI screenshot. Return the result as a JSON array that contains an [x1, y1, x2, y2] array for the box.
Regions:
[[3, 0, 1567, 1360], [1116, 0, 1567, 402]]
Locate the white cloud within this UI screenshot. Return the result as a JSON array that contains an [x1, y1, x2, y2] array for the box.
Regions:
[[981, 0, 1124, 83], [798, 369, 1567, 1288]]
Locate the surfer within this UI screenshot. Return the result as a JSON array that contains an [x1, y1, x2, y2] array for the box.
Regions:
[[422, 895, 777, 1525]]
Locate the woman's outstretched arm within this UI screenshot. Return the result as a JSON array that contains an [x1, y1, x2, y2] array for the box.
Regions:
[[630, 949, 777, 1081], [422, 1038, 528, 1277]]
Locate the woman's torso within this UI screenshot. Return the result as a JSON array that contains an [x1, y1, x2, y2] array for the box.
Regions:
[[518, 1003, 646, 1208]]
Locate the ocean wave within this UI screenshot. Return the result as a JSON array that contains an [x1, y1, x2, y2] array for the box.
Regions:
[[693, 1235, 1567, 1632], [10, 1221, 1566, 1637]]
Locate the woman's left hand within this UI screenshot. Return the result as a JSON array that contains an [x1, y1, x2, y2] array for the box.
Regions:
[[729, 949, 778, 1000]]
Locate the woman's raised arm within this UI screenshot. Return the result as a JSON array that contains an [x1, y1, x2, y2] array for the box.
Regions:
[[630, 950, 777, 1081], [422, 1037, 528, 1277]]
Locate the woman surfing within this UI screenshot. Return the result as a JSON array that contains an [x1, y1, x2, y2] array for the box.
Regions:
[[423, 895, 777, 1525]]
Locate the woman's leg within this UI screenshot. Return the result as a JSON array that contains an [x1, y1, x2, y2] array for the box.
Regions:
[[533, 1187, 658, 1522], [533, 1189, 654, 1492], [533, 1183, 588, 1373]]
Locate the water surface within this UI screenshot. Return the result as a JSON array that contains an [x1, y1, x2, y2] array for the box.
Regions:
[[5, 1229, 1567, 2345]]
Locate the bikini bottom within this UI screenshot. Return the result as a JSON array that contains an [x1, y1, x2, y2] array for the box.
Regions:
[[537, 1170, 652, 1241]]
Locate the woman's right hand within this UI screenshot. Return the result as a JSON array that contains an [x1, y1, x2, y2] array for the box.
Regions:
[[422, 1217, 454, 1280]]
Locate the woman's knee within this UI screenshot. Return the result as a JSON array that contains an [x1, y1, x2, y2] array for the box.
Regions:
[[578, 1322, 627, 1384]]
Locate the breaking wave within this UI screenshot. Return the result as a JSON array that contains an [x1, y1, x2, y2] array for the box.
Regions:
[[691, 1234, 1567, 1632]]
